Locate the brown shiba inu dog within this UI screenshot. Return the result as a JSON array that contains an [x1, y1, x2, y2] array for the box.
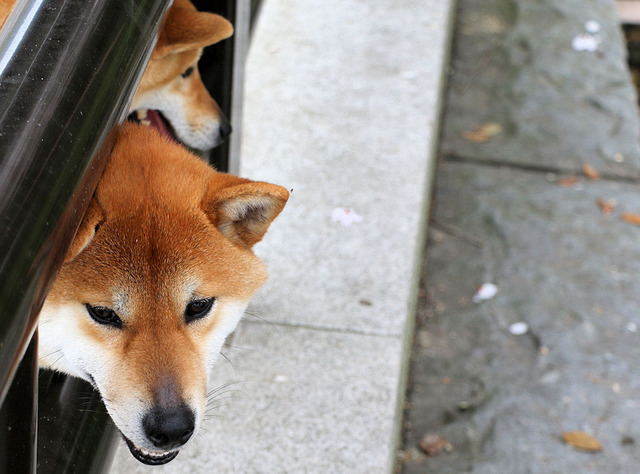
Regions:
[[38, 123, 289, 465], [130, 0, 234, 150]]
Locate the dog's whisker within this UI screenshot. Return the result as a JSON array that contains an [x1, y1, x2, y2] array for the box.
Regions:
[[207, 389, 243, 399], [206, 380, 247, 398], [219, 351, 237, 375], [243, 310, 275, 327], [77, 405, 105, 413], [204, 413, 225, 420], [206, 395, 239, 408], [206, 389, 244, 402], [77, 396, 103, 404], [38, 348, 63, 363], [42, 353, 65, 372], [205, 403, 231, 413], [77, 409, 108, 415], [222, 343, 254, 351]]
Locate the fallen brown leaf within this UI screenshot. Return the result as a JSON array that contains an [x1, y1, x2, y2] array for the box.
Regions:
[[557, 177, 579, 187], [562, 431, 602, 452], [587, 374, 602, 385], [462, 122, 503, 143], [462, 131, 488, 143], [622, 212, 640, 225], [478, 122, 503, 137], [583, 164, 600, 180], [597, 198, 616, 216], [418, 434, 453, 456]]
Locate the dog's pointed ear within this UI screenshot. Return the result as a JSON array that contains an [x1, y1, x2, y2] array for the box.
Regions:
[[202, 175, 289, 248], [65, 197, 105, 262], [154, 3, 234, 58]]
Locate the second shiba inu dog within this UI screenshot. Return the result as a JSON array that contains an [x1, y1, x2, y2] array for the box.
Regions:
[[130, 0, 234, 150], [38, 123, 289, 465], [0, 0, 233, 150]]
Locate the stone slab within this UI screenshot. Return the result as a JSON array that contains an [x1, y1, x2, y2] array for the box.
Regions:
[[402, 161, 640, 473], [441, 0, 640, 178], [239, 0, 453, 335]]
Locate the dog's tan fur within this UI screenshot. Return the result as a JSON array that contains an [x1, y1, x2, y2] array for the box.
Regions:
[[39, 123, 288, 460]]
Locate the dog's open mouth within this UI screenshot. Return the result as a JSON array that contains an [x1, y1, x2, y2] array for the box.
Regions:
[[128, 109, 176, 142], [123, 436, 180, 466]]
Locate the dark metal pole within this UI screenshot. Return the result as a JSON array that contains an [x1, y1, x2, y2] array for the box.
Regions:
[[0, 333, 37, 474]]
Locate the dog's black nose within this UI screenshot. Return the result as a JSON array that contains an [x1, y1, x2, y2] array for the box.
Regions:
[[219, 121, 232, 140], [143, 404, 195, 450]]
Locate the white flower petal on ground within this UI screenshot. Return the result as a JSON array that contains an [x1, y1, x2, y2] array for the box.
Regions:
[[331, 207, 363, 226], [585, 20, 600, 33], [572, 33, 600, 52], [509, 322, 529, 335], [472, 283, 498, 303]]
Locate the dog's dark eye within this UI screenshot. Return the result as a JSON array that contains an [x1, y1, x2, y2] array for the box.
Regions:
[[185, 298, 215, 323], [85, 304, 122, 329], [181, 66, 195, 78]]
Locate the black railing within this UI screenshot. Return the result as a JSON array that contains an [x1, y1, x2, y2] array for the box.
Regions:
[[195, 0, 250, 175]]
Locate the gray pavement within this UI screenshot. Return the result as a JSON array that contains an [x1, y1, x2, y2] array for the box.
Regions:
[[400, 0, 640, 472]]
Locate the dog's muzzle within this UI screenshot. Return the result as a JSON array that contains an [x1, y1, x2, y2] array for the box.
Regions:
[[123, 403, 196, 465]]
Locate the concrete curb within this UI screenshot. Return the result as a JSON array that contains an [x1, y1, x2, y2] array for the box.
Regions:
[[389, 1, 457, 472]]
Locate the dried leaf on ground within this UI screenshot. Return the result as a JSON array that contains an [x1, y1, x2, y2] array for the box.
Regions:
[[418, 434, 453, 456], [587, 374, 602, 385], [597, 198, 616, 215], [622, 212, 640, 225], [562, 431, 602, 452], [583, 164, 600, 180], [478, 122, 503, 136], [557, 177, 579, 187], [462, 122, 503, 143], [462, 131, 487, 143]]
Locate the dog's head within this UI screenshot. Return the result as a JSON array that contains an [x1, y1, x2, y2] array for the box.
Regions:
[[39, 123, 288, 465], [131, 0, 234, 151]]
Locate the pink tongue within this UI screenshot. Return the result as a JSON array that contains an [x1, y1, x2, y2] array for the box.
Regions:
[[146, 110, 173, 140]]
